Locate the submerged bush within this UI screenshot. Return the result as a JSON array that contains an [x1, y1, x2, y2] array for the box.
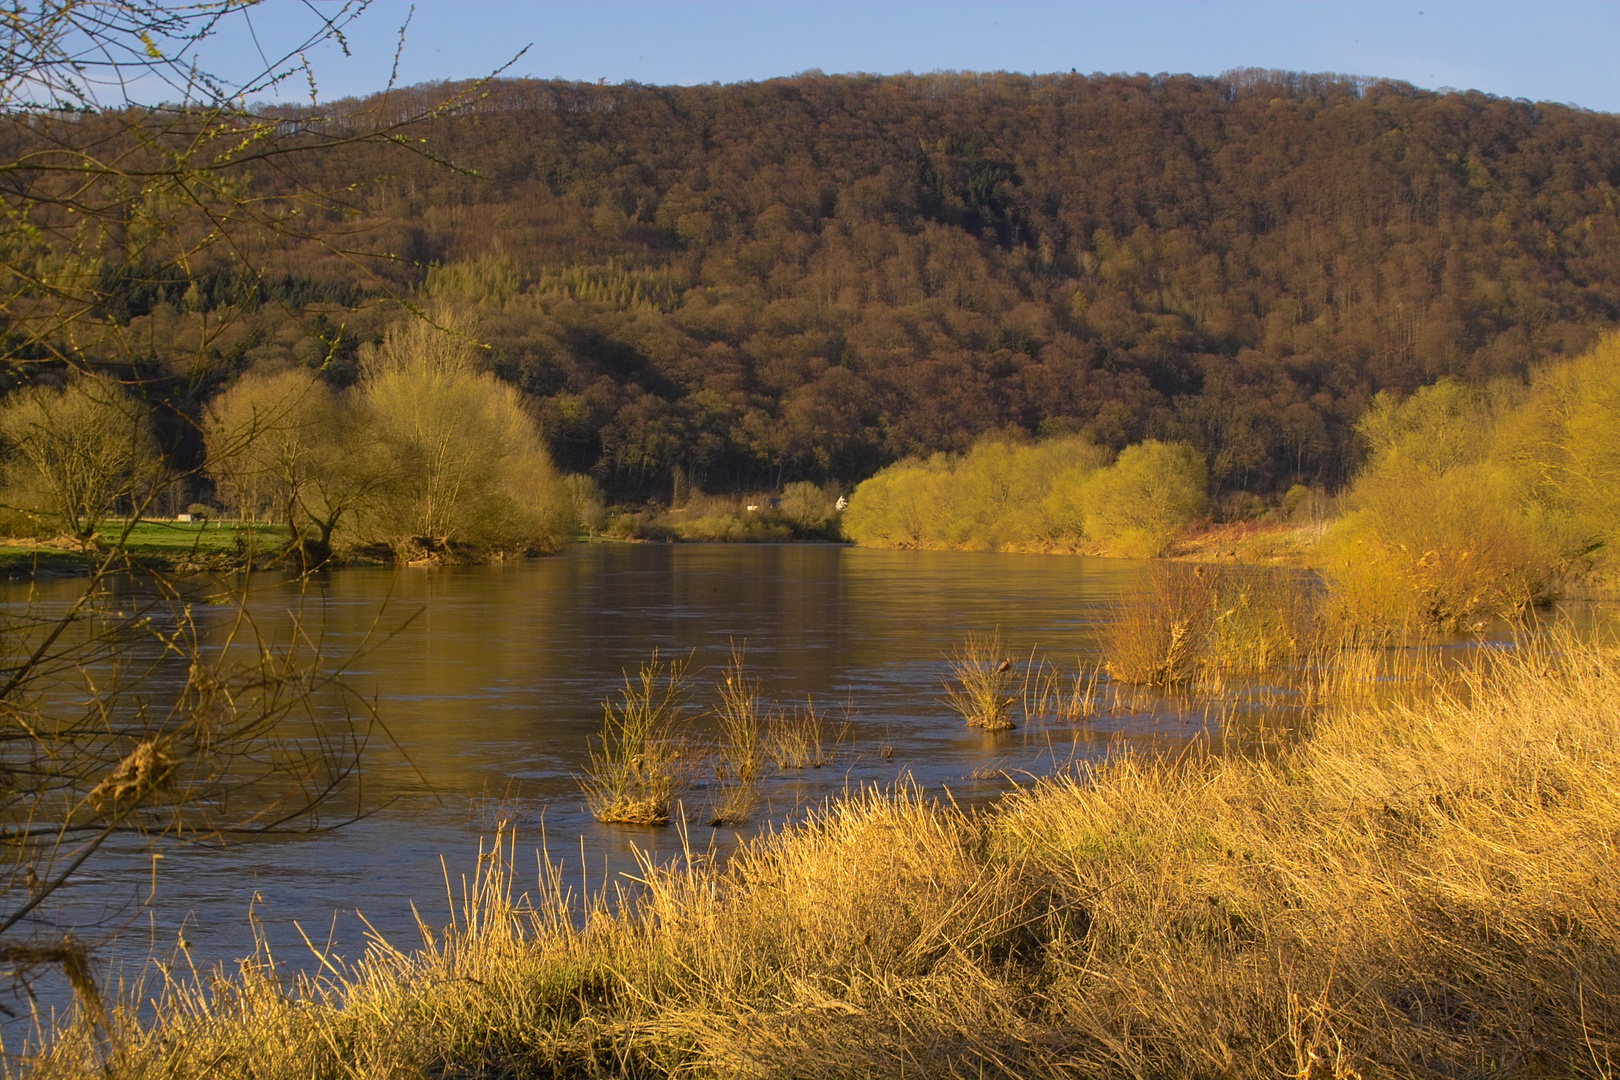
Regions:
[[578, 651, 697, 826], [942, 631, 1018, 730], [709, 646, 763, 825]]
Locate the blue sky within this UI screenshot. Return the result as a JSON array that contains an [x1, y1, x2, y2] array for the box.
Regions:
[[188, 1, 1616, 113]]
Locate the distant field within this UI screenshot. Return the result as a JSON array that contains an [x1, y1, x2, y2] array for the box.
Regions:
[[0, 519, 290, 574]]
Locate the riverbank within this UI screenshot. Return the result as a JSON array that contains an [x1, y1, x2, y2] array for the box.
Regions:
[[0, 520, 573, 576], [0, 521, 289, 576], [31, 628, 1620, 1077], [0, 518, 1335, 575], [603, 499, 1330, 565], [1164, 518, 1330, 566]]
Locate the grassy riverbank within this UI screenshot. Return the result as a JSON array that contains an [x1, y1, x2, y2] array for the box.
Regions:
[[30, 629, 1620, 1077], [0, 521, 289, 575]]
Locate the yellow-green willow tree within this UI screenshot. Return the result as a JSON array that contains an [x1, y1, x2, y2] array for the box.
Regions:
[[204, 369, 382, 569], [0, 377, 161, 545], [355, 312, 572, 559], [840, 434, 1204, 555], [1325, 334, 1620, 631]]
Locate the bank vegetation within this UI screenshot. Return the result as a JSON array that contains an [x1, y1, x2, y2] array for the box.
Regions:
[[838, 330, 1620, 636], [0, 309, 572, 569], [840, 434, 1206, 557], [26, 627, 1620, 1078]]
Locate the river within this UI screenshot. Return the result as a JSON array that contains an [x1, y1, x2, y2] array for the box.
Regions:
[[5, 543, 1323, 1031]]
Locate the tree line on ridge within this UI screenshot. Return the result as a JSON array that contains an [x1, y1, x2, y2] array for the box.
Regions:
[[28, 67, 1620, 506]]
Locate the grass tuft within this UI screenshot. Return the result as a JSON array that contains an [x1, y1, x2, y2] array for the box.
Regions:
[[764, 701, 844, 769], [576, 650, 696, 825], [943, 631, 1018, 730], [707, 644, 762, 826], [1021, 655, 1104, 725]]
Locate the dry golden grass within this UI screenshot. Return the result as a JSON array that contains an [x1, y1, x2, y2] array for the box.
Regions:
[[763, 701, 844, 770], [29, 629, 1620, 1078], [944, 631, 1019, 730], [1105, 563, 1325, 687], [576, 650, 697, 826]]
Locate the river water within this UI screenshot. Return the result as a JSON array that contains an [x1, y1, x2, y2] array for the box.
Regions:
[[5, 544, 1320, 1029]]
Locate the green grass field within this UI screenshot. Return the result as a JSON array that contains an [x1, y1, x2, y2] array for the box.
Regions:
[[0, 519, 290, 574]]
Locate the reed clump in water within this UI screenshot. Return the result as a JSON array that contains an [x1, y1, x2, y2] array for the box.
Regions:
[[36, 627, 1620, 1078], [582, 647, 852, 829], [764, 701, 843, 769], [1105, 563, 1322, 686], [707, 645, 762, 826], [1021, 655, 1104, 725], [577, 650, 696, 825], [943, 630, 1018, 730]]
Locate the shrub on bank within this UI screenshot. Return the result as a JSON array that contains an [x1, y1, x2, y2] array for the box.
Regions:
[[560, 474, 608, 536], [636, 485, 838, 542], [1320, 336, 1620, 630], [204, 369, 367, 567], [1496, 334, 1620, 589], [665, 510, 793, 542], [1077, 439, 1209, 557], [777, 481, 836, 534], [841, 434, 1210, 555]]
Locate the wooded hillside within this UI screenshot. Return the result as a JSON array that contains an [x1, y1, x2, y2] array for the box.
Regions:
[[89, 69, 1620, 498]]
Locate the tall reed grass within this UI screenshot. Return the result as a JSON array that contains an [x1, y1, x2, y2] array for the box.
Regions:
[[33, 627, 1620, 1077], [707, 646, 762, 826], [943, 631, 1018, 730], [577, 650, 697, 825], [1104, 563, 1322, 686], [1021, 656, 1103, 725], [764, 701, 844, 770], [579, 647, 851, 828]]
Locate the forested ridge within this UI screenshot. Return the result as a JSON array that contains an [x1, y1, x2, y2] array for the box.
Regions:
[[74, 68, 1620, 499]]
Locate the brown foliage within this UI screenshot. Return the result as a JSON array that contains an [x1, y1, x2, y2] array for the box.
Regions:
[[48, 71, 1620, 500]]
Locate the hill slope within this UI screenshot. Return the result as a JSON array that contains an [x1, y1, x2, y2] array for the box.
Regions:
[[129, 70, 1620, 496]]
